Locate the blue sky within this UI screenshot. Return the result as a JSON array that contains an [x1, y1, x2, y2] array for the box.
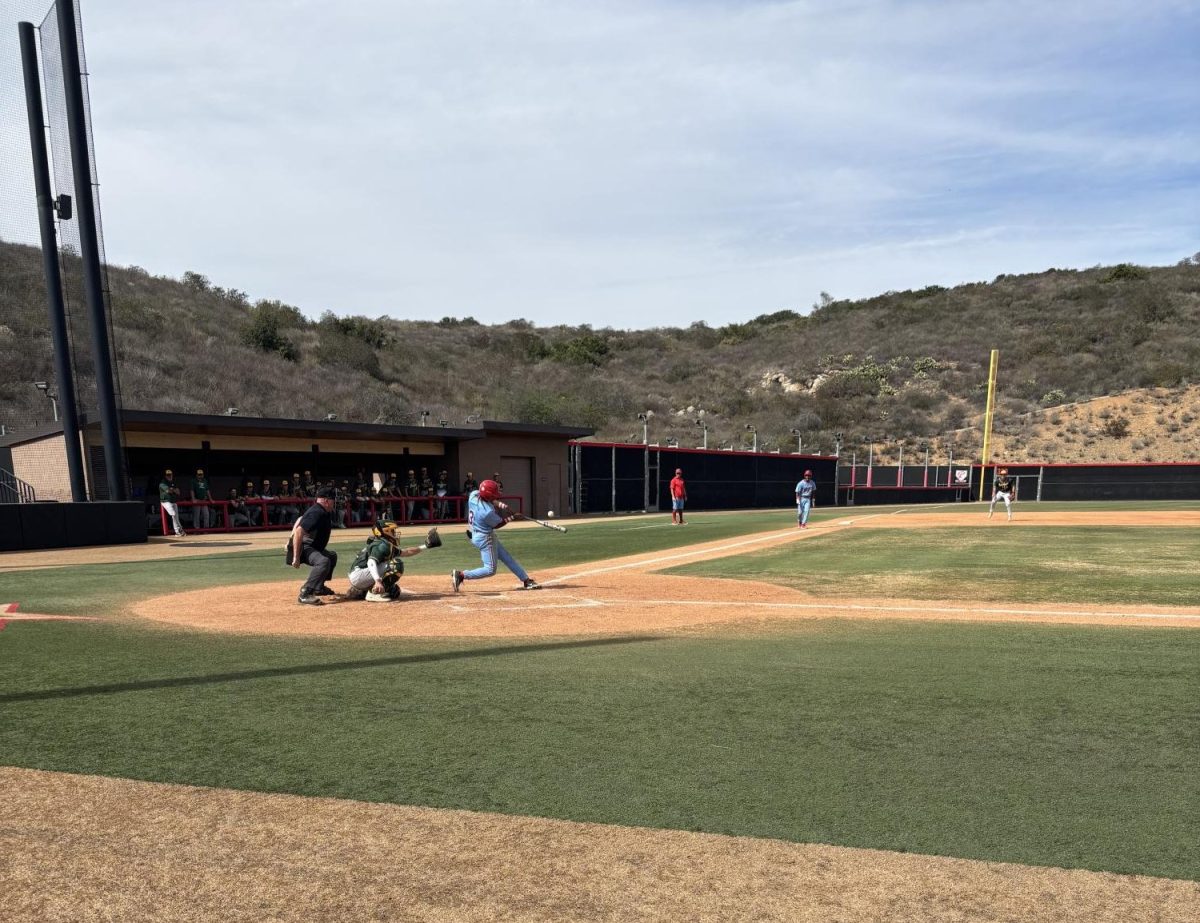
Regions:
[[2, 0, 1197, 329]]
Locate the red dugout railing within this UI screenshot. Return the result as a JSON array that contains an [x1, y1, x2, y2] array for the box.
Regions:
[[158, 494, 523, 537]]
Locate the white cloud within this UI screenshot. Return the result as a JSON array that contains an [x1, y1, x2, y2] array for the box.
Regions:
[[3, 0, 1197, 327]]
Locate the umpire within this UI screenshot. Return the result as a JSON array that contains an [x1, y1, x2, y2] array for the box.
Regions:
[[288, 486, 338, 606]]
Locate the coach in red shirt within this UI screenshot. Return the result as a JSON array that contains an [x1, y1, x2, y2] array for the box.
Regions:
[[669, 469, 688, 525]]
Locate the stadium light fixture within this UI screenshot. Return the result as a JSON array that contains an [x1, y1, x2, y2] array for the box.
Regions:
[[224, 407, 239, 416], [324, 413, 338, 421], [33, 381, 59, 422]]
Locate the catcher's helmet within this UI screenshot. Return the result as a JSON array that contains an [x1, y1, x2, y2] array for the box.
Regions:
[[478, 479, 501, 501], [371, 518, 400, 545]]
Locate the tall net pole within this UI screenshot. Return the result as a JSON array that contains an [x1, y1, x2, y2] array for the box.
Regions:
[[52, 0, 125, 500], [978, 348, 999, 501]]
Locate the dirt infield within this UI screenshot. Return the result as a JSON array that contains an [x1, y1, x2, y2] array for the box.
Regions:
[[3, 768, 1196, 923], [129, 518, 1200, 637]]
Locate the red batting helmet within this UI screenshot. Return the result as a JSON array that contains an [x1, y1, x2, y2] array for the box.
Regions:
[[478, 479, 501, 501]]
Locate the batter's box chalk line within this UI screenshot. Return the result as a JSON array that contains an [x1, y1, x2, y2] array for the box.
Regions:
[[443, 595, 607, 614]]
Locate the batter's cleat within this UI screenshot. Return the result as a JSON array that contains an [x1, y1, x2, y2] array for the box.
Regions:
[[522, 579, 542, 590], [297, 594, 323, 606], [451, 570, 464, 593]]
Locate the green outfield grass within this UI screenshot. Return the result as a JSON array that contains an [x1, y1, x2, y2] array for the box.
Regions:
[[667, 525, 1200, 606], [1, 505, 1197, 881]]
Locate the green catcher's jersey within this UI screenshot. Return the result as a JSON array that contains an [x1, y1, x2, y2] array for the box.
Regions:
[[352, 538, 396, 572]]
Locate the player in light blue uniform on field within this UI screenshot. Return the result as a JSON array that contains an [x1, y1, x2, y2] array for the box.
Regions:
[[795, 470, 816, 529], [451, 479, 541, 591]]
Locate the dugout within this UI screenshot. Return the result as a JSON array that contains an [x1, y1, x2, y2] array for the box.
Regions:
[[571, 442, 837, 514], [1, 411, 592, 537]]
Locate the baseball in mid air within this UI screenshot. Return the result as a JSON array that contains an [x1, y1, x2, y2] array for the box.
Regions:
[[547, 510, 555, 518]]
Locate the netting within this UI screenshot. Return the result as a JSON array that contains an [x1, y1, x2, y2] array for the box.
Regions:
[[0, 1, 55, 435], [0, 0, 125, 497]]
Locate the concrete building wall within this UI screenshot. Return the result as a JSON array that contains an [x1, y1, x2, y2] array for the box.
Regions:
[[10, 434, 84, 502], [458, 435, 572, 517]]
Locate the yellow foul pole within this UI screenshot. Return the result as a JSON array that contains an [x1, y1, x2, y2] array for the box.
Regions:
[[978, 348, 999, 501]]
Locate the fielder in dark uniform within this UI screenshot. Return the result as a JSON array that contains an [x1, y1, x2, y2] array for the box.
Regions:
[[989, 467, 1015, 521], [288, 486, 338, 605]]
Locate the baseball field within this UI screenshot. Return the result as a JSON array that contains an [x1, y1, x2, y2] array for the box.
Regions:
[[2, 502, 1198, 921]]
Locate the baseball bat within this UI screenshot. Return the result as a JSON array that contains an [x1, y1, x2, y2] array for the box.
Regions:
[[513, 512, 568, 533]]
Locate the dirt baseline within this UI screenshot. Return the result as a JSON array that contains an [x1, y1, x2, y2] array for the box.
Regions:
[[130, 519, 1200, 637]]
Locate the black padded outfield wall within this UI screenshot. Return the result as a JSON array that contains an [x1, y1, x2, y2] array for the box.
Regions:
[[842, 463, 1200, 505], [993, 463, 1200, 501], [0, 501, 144, 551], [574, 443, 837, 515]]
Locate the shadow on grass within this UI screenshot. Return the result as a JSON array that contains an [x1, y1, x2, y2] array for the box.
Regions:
[[0, 635, 662, 704]]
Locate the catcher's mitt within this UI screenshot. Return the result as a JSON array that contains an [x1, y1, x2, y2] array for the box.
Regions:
[[424, 527, 442, 549]]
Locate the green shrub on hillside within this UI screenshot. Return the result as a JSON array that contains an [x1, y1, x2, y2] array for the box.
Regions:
[[1103, 263, 1150, 283], [319, 311, 391, 349], [550, 334, 610, 366], [242, 301, 301, 362]]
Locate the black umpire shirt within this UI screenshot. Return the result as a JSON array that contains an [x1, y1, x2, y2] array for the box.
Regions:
[[297, 502, 332, 550]]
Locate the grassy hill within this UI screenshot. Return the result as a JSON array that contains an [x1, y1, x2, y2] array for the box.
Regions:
[[3, 238, 1199, 462]]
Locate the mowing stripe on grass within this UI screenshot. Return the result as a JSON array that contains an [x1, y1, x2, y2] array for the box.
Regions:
[[546, 511, 898, 584], [578, 596, 1200, 622]]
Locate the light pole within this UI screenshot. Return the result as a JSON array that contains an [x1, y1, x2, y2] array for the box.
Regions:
[[790, 428, 802, 454], [834, 431, 843, 457], [745, 424, 757, 452], [34, 381, 59, 422], [637, 413, 650, 510], [695, 419, 707, 449], [419, 410, 430, 427]]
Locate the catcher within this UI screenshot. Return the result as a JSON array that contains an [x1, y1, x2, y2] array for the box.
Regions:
[[345, 519, 442, 602]]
